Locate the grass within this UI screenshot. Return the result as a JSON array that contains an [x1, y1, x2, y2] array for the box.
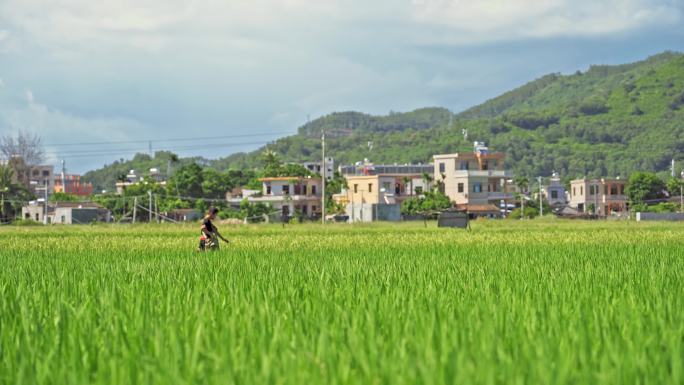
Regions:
[[1, 220, 683, 384]]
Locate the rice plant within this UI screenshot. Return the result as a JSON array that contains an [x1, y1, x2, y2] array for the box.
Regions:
[[1, 221, 683, 384]]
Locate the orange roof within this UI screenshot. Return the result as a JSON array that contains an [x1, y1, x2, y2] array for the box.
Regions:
[[456, 204, 500, 213], [259, 176, 320, 182]]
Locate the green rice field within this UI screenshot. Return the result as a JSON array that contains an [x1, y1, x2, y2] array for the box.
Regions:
[[1, 220, 683, 384]]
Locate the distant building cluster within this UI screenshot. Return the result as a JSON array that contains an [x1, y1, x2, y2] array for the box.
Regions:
[[3, 140, 650, 224]]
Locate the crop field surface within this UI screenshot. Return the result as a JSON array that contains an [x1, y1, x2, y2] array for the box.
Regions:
[[1, 220, 683, 385]]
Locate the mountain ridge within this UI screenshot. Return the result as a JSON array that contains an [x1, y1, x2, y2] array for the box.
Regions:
[[84, 51, 684, 190]]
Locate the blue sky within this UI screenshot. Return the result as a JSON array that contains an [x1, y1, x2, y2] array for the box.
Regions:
[[1, 0, 683, 173]]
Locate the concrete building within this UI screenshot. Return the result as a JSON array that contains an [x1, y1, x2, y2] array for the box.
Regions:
[[22, 202, 111, 224], [301, 157, 334, 180], [2, 156, 55, 194], [55, 174, 94, 197], [544, 172, 568, 208], [227, 176, 322, 219], [341, 172, 432, 222], [433, 142, 514, 217], [115, 169, 167, 194], [568, 178, 628, 216]]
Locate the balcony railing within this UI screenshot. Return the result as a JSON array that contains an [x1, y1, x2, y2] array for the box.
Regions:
[[451, 170, 514, 178]]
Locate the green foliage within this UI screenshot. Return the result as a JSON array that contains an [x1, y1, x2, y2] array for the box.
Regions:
[[0, 163, 34, 221], [49, 192, 80, 202], [626, 172, 666, 206], [239, 198, 273, 219], [259, 150, 311, 178], [507, 206, 539, 219], [401, 190, 452, 215]]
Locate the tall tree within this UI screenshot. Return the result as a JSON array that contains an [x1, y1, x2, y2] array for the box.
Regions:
[[0, 131, 45, 165], [626, 172, 666, 206], [168, 163, 204, 198]]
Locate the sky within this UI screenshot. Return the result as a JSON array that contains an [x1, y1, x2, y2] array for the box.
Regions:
[[1, 0, 683, 173]]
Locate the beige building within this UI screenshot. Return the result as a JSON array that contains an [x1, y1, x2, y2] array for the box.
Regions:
[[433, 142, 514, 216], [568, 178, 627, 215], [343, 174, 428, 206]]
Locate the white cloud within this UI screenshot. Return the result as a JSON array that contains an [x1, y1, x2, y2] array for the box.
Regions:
[[410, 0, 682, 43], [0, 96, 150, 167], [25, 89, 34, 104]]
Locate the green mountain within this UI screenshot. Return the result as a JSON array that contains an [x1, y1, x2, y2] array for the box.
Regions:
[[86, 51, 684, 189]]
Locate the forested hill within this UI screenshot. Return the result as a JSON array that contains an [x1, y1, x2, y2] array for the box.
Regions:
[[86, 51, 684, 189]]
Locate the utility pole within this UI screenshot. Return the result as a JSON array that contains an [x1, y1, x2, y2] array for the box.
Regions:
[[43, 179, 48, 225], [148, 190, 152, 223], [680, 171, 684, 213], [321, 128, 326, 224], [538, 176, 543, 218], [133, 197, 137, 223]]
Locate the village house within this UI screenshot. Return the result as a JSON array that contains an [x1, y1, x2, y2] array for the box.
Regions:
[[227, 176, 322, 219], [1, 156, 55, 194], [301, 157, 334, 181], [433, 142, 514, 218], [543, 172, 568, 208], [22, 202, 111, 224], [337, 161, 434, 222], [55, 174, 94, 197], [568, 178, 628, 216], [115, 169, 167, 194]]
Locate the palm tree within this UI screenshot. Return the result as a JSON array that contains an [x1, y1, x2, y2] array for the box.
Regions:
[[514, 176, 529, 219]]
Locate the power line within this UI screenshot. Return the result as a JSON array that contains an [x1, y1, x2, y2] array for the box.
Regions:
[[43, 140, 275, 159], [44, 131, 293, 147]]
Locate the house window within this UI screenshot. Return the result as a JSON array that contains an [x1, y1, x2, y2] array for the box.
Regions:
[[610, 185, 618, 195], [491, 160, 498, 169], [312, 205, 317, 212], [354, 184, 358, 193], [61, 215, 66, 223], [311, 185, 317, 195], [551, 190, 558, 199], [294, 184, 302, 195], [368, 184, 373, 193], [580, 186, 583, 196], [43, 170, 50, 177], [266, 185, 272, 195], [589, 185, 594, 195], [572, 187, 576, 197], [282, 185, 290, 195], [482, 161, 489, 170], [458, 183, 464, 193], [473, 183, 482, 193], [459, 161, 469, 170], [302, 205, 308, 214], [395, 183, 401, 195], [439, 163, 445, 173], [382, 182, 391, 191], [35, 213, 39, 221]]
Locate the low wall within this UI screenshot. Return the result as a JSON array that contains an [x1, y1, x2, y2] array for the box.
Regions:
[[636, 212, 684, 221]]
